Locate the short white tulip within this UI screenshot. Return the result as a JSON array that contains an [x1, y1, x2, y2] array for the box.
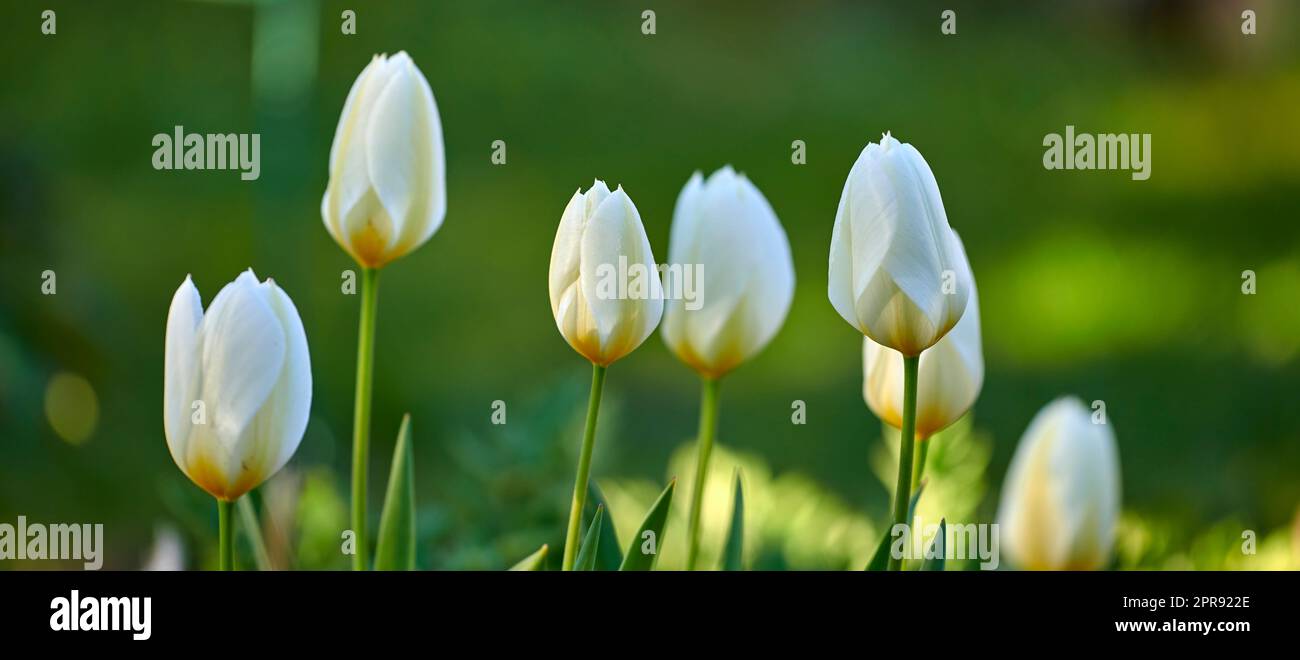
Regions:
[[996, 397, 1122, 570], [864, 231, 982, 437], [661, 167, 795, 378], [164, 270, 312, 501], [549, 180, 664, 366], [321, 51, 446, 269], [828, 133, 970, 356]]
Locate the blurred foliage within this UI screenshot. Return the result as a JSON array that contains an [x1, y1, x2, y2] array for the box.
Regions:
[[2, 0, 1299, 568], [603, 442, 878, 571], [1116, 511, 1300, 571]]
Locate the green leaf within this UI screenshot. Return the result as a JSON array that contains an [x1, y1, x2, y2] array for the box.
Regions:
[[865, 530, 892, 571], [574, 505, 604, 571], [585, 482, 623, 571], [510, 544, 548, 571], [720, 470, 744, 571], [865, 480, 926, 571], [907, 478, 927, 524], [374, 414, 416, 570], [619, 479, 676, 571], [921, 518, 946, 571], [236, 495, 272, 571]]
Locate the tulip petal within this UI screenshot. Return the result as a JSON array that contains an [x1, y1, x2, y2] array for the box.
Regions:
[[163, 275, 204, 467], [827, 176, 864, 331], [862, 337, 904, 429], [549, 189, 592, 316], [682, 169, 754, 359], [326, 55, 384, 178], [323, 55, 389, 252], [665, 172, 705, 268], [732, 172, 795, 360], [225, 278, 312, 497], [550, 186, 607, 361], [197, 271, 286, 455], [579, 188, 662, 362], [366, 52, 445, 258]]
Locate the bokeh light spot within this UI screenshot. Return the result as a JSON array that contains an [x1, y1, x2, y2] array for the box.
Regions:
[[44, 372, 99, 445]]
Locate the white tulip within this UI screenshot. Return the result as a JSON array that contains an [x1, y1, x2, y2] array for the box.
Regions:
[[828, 133, 970, 356], [661, 167, 795, 378], [863, 230, 982, 437], [549, 180, 663, 366], [996, 397, 1122, 570], [164, 271, 312, 501], [321, 51, 446, 269]]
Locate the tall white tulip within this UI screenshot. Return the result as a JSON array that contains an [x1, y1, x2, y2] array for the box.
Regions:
[[321, 51, 446, 269], [549, 179, 663, 571], [321, 51, 446, 570], [661, 166, 795, 379], [996, 397, 1122, 570], [828, 133, 970, 357], [660, 166, 794, 570], [829, 132, 973, 570], [864, 231, 982, 438], [549, 180, 664, 367], [164, 270, 311, 502]]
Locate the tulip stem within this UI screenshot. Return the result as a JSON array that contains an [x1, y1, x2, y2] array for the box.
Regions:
[[912, 435, 930, 491], [888, 354, 920, 571], [685, 376, 720, 571], [217, 498, 234, 571], [562, 363, 607, 571], [351, 266, 380, 570]]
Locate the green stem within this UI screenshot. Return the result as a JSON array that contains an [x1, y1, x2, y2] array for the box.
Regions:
[[912, 435, 930, 491], [351, 267, 380, 571], [217, 498, 234, 571], [562, 363, 607, 571], [685, 377, 720, 571], [887, 354, 920, 571]]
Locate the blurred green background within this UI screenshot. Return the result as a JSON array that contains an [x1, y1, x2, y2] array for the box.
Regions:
[[2, 0, 1298, 569]]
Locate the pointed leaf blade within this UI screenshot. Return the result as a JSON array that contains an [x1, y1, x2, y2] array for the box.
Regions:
[[619, 479, 676, 571], [720, 470, 744, 571], [236, 495, 272, 571], [586, 482, 623, 571], [374, 414, 415, 570], [866, 480, 926, 570], [907, 478, 927, 524], [866, 530, 892, 571], [921, 518, 946, 571], [509, 544, 548, 571], [574, 505, 604, 571]]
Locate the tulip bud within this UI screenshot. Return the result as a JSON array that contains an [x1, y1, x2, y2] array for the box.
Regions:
[[661, 167, 795, 378], [321, 51, 446, 269], [996, 397, 1122, 570], [164, 271, 312, 501], [549, 180, 664, 366], [863, 230, 982, 437], [828, 133, 970, 356]]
